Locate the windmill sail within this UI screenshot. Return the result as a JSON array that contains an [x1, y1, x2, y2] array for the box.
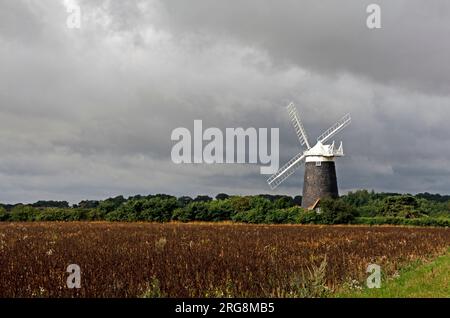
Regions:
[[267, 152, 306, 189], [287, 103, 311, 149], [317, 113, 351, 144]]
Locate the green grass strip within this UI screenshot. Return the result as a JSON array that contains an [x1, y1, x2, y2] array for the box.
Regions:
[[335, 250, 450, 298]]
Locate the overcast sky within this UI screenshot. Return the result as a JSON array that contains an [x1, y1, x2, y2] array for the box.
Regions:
[[1, 0, 450, 204]]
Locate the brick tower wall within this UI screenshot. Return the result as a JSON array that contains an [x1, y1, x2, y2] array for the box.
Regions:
[[302, 161, 339, 208]]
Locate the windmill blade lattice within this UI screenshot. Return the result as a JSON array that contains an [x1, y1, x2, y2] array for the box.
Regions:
[[317, 113, 351, 144], [267, 152, 306, 189], [287, 103, 311, 149]]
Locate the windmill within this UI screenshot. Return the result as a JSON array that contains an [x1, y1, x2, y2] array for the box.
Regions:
[[267, 103, 351, 209]]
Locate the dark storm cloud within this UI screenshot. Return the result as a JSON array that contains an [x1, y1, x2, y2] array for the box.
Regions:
[[161, 0, 450, 95], [0, 0, 449, 204]]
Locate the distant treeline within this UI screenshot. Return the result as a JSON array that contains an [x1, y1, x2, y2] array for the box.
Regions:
[[0, 190, 449, 226]]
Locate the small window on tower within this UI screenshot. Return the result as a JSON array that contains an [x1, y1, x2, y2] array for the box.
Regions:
[[316, 161, 321, 167]]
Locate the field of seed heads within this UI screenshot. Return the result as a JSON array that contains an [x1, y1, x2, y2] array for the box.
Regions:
[[0, 222, 448, 297]]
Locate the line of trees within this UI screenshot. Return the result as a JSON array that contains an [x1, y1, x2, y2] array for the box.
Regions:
[[0, 190, 449, 226]]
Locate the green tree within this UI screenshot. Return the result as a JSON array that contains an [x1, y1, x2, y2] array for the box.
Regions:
[[177, 196, 193, 207], [273, 196, 294, 209], [140, 196, 178, 222], [380, 195, 422, 218], [172, 202, 210, 222], [207, 199, 234, 221], [318, 198, 356, 224], [0, 207, 8, 221], [194, 195, 213, 202], [9, 205, 37, 221], [215, 193, 230, 201], [230, 196, 251, 213]]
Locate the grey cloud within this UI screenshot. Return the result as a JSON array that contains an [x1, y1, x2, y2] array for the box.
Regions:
[[0, 0, 450, 204], [161, 0, 450, 95]]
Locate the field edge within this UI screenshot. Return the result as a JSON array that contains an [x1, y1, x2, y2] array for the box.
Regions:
[[333, 248, 450, 298]]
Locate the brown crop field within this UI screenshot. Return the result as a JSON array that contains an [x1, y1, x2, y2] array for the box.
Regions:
[[0, 222, 449, 298]]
